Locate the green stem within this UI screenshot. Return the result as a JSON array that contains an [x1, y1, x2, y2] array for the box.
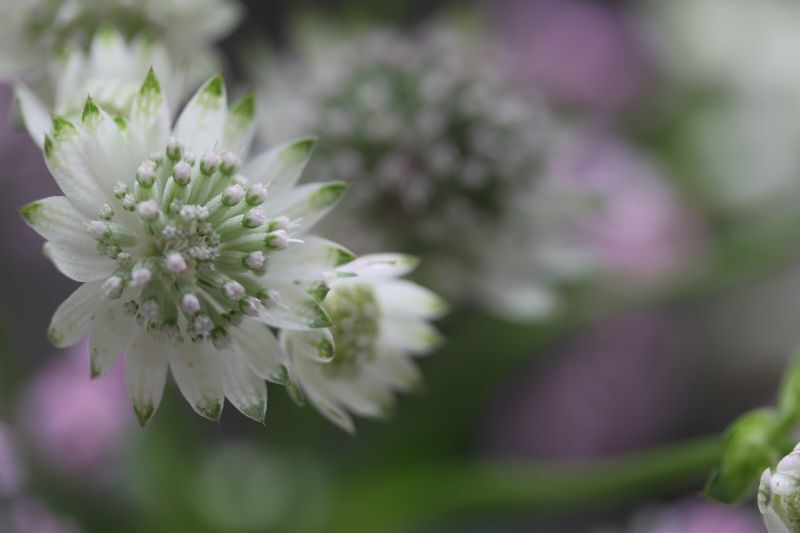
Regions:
[[327, 437, 721, 533]]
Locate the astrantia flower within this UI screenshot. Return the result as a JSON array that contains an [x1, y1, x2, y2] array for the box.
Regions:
[[759, 443, 800, 533], [16, 26, 185, 148], [281, 255, 446, 432], [254, 24, 553, 311], [0, 0, 240, 80], [20, 70, 353, 425]]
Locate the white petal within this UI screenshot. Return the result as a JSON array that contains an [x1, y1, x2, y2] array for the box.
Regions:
[[338, 254, 419, 279], [304, 386, 354, 433], [378, 316, 443, 355], [267, 236, 355, 280], [174, 74, 226, 155], [241, 137, 315, 194], [374, 279, 448, 320], [129, 69, 170, 158], [763, 507, 791, 533], [44, 243, 116, 282], [20, 196, 95, 250], [88, 302, 135, 378], [221, 349, 268, 422], [14, 83, 50, 148], [124, 331, 169, 426], [327, 376, 392, 419], [44, 117, 112, 218], [168, 343, 224, 421], [281, 329, 335, 363], [265, 181, 349, 236], [234, 319, 290, 384], [258, 279, 331, 330], [223, 93, 256, 155], [48, 282, 105, 348], [368, 353, 422, 392]]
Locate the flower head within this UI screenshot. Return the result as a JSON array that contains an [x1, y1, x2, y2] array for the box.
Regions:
[[21, 70, 353, 425], [759, 443, 800, 533], [281, 254, 446, 432], [0, 0, 240, 80], [254, 24, 553, 311], [15, 26, 186, 148]]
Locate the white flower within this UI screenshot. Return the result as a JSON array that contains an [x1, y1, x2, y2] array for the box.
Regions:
[[20, 70, 354, 426], [759, 444, 800, 533], [0, 0, 240, 80], [15, 26, 187, 148], [281, 254, 447, 432], [251, 22, 555, 317]]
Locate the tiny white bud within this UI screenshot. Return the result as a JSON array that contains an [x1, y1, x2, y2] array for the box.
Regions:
[[222, 184, 245, 206], [166, 136, 183, 160], [269, 215, 290, 232], [122, 194, 136, 212], [240, 297, 262, 317], [220, 150, 241, 175], [137, 199, 159, 220], [130, 268, 152, 288], [245, 251, 266, 270], [101, 276, 124, 298], [224, 281, 246, 301], [200, 152, 221, 175], [136, 161, 156, 186], [113, 182, 129, 199], [193, 314, 213, 334], [179, 205, 197, 222], [140, 299, 160, 320], [165, 251, 188, 273], [99, 204, 114, 220], [87, 220, 110, 240], [173, 160, 193, 185], [243, 207, 267, 228], [181, 293, 201, 315], [266, 229, 289, 250], [246, 183, 268, 205]]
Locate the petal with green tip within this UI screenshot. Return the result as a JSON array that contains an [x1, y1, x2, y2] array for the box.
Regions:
[[223, 93, 256, 154], [168, 343, 225, 422], [222, 348, 268, 422], [241, 137, 316, 195], [265, 236, 354, 280], [129, 68, 170, 156], [88, 302, 135, 378], [264, 181, 348, 235], [125, 331, 169, 426], [48, 282, 105, 348], [174, 74, 227, 154]]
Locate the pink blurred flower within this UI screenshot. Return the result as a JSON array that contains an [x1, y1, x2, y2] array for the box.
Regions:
[[489, 0, 651, 114], [644, 499, 763, 533], [0, 422, 24, 497], [20, 342, 133, 479], [482, 313, 691, 461], [10, 498, 82, 533], [547, 132, 702, 284]]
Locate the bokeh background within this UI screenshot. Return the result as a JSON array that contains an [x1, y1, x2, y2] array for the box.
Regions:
[[1, 0, 798, 531]]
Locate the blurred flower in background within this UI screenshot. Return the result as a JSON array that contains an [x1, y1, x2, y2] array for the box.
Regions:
[[10, 498, 83, 533], [540, 132, 703, 287], [0, 0, 241, 82], [482, 312, 692, 461], [19, 342, 133, 480], [488, 0, 652, 115], [253, 21, 560, 317], [647, 0, 800, 217]]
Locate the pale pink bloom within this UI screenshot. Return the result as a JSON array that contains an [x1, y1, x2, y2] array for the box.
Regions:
[[547, 132, 702, 284], [490, 0, 651, 114], [21, 342, 133, 478]]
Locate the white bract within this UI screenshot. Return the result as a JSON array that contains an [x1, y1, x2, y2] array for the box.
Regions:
[[281, 255, 446, 432], [0, 0, 240, 80], [21, 70, 355, 425], [15, 27, 186, 148], [759, 443, 800, 532]]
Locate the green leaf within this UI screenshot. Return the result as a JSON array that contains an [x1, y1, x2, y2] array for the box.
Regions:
[[705, 409, 782, 503], [778, 347, 800, 417]]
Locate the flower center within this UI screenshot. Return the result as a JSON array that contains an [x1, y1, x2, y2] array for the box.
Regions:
[[87, 137, 292, 348], [323, 284, 381, 377]]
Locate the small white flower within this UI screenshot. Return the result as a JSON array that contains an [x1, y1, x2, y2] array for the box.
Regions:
[[21, 71, 354, 426], [0, 0, 240, 81], [759, 443, 800, 533], [281, 254, 447, 432], [15, 26, 188, 149]]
